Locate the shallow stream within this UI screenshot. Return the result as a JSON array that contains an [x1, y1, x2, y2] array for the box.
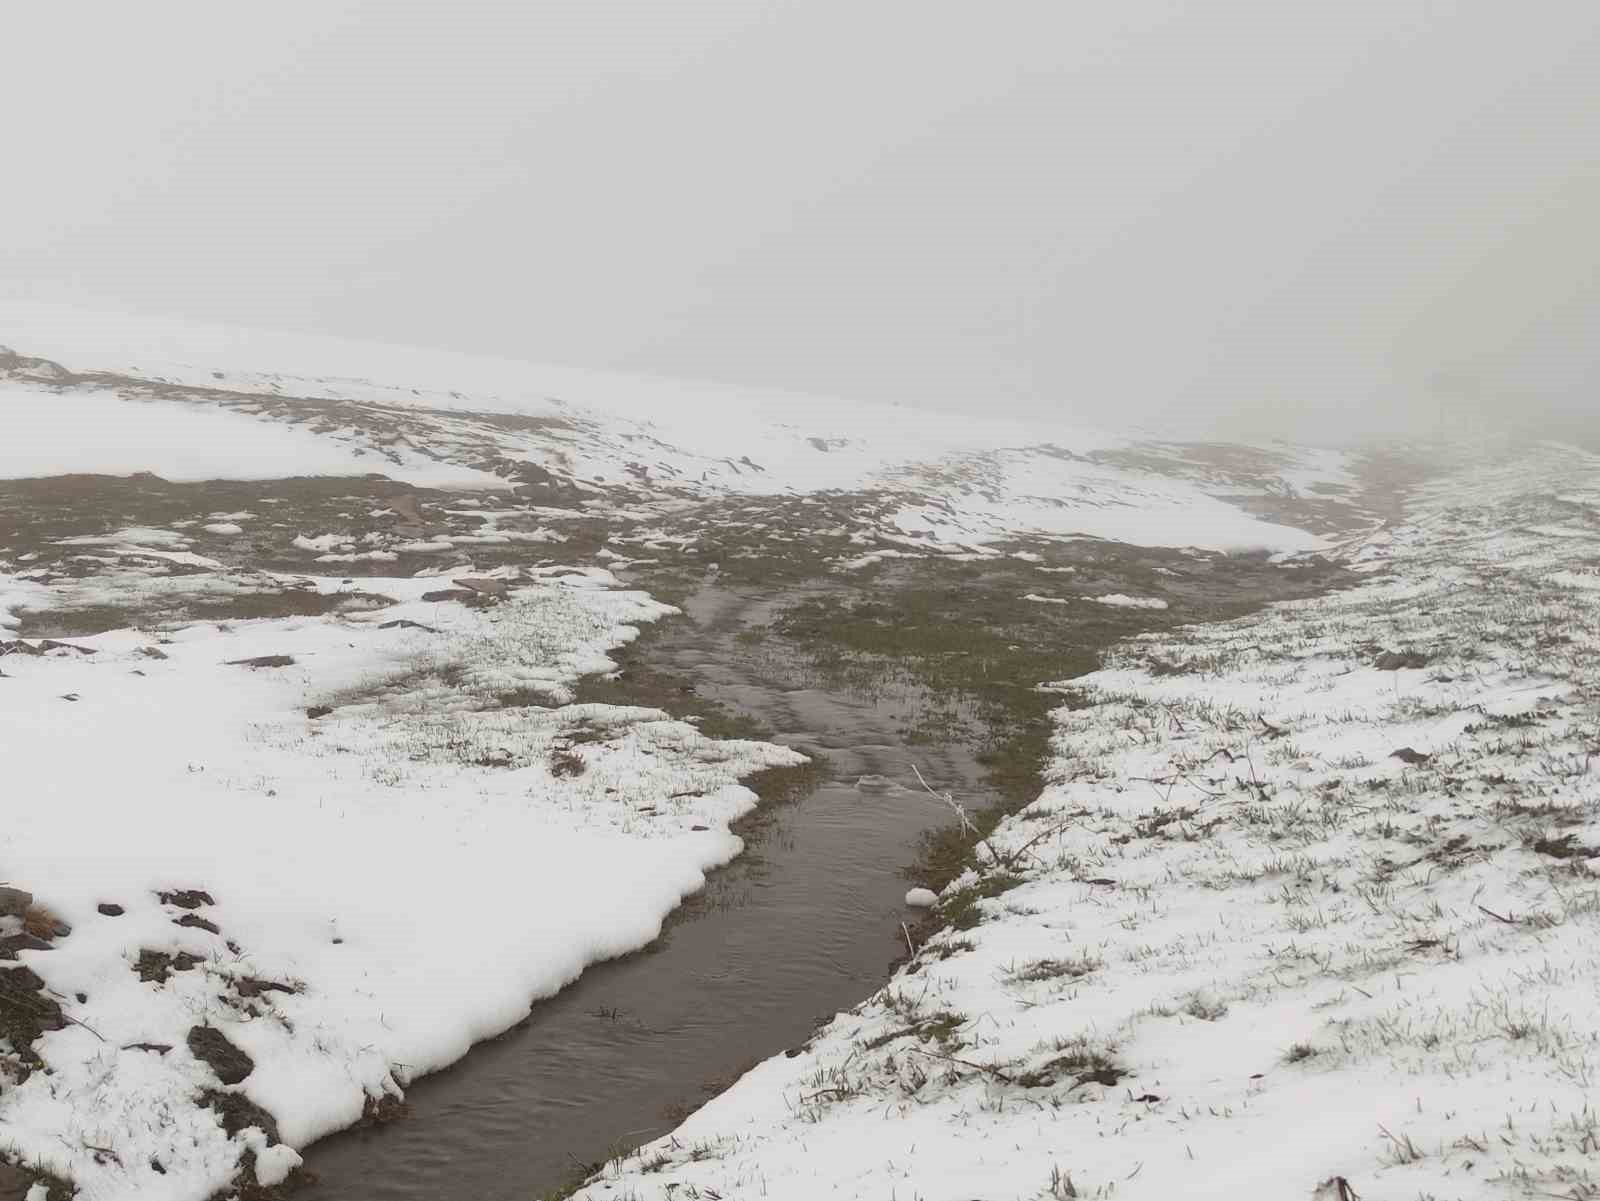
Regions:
[[303, 583, 989, 1198]]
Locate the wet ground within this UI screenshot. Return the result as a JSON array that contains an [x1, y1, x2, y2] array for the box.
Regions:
[[300, 584, 983, 1199]]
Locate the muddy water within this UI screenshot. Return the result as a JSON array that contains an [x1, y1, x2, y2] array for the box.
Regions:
[[302, 584, 986, 1199]]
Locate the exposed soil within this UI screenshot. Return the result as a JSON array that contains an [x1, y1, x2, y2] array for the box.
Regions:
[[187, 1026, 255, 1086]]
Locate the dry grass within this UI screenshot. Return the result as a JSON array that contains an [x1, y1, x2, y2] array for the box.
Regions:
[[22, 904, 66, 941]]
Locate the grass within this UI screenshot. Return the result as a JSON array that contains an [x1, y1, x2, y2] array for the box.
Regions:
[[1003, 954, 1103, 984], [21, 904, 65, 940]]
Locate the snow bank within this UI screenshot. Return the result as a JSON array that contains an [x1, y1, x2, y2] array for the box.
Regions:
[[0, 572, 801, 1197], [0, 384, 507, 488]]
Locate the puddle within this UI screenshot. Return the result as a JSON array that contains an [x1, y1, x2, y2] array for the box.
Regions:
[[301, 583, 985, 1199]]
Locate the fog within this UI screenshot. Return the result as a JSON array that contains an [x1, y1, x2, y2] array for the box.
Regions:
[[3, 2, 1595, 443]]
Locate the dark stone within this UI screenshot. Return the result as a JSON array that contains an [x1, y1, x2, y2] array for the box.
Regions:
[[305, 704, 333, 719], [38, 639, 96, 656], [187, 1025, 255, 1085], [0, 887, 31, 917], [0, 934, 52, 959], [134, 949, 202, 983], [234, 977, 296, 999], [224, 654, 296, 668], [136, 646, 170, 660], [176, 913, 221, 935], [1391, 747, 1431, 765], [379, 619, 440, 632], [0, 1161, 37, 1201], [122, 1041, 172, 1054], [421, 588, 475, 603], [97, 902, 125, 917], [157, 889, 214, 909], [0, 965, 66, 1039], [200, 1087, 280, 1142]]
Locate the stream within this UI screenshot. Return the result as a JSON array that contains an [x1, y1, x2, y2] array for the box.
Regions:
[[302, 583, 991, 1198]]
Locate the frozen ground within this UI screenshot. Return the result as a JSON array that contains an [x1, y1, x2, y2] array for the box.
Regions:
[[576, 442, 1600, 1201]]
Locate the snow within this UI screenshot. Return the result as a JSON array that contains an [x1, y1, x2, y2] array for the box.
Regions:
[[2, 300, 1356, 553], [0, 385, 497, 489], [903, 888, 938, 908], [0, 574, 802, 1197], [1087, 592, 1170, 609], [290, 533, 345, 553], [576, 442, 1600, 1201]]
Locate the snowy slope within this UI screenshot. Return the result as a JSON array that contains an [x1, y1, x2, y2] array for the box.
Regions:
[[579, 441, 1600, 1201], [0, 302, 1362, 554]]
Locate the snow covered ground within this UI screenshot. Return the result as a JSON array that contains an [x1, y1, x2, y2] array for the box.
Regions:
[[575, 442, 1600, 1201], [5, 305, 1569, 1201], [1, 303, 1363, 557], [0, 571, 800, 1198]]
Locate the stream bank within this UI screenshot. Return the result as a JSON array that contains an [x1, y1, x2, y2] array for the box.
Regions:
[[304, 538, 1355, 1199]]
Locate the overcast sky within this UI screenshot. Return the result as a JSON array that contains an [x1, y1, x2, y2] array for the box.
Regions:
[[2, 2, 1596, 442]]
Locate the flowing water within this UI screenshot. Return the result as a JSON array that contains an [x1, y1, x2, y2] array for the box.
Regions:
[[302, 583, 991, 1199]]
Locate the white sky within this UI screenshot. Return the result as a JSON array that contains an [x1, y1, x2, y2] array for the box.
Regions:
[[2, 2, 1596, 441]]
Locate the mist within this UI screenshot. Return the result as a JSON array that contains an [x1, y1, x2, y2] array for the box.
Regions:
[[3, 1, 1596, 444]]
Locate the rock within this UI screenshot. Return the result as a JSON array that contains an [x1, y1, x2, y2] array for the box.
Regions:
[[187, 1025, 255, 1085], [157, 888, 214, 909], [135, 949, 202, 983], [0, 888, 31, 917], [234, 977, 296, 998], [224, 654, 295, 668], [1374, 649, 1428, 670], [420, 588, 475, 603], [306, 704, 334, 719], [97, 902, 125, 917], [175, 913, 221, 935], [0, 933, 52, 958], [0, 965, 65, 1036], [136, 645, 169, 660], [1391, 747, 1431, 765], [38, 639, 96, 656], [0, 1160, 37, 1201], [379, 619, 440, 632], [905, 887, 939, 908]]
